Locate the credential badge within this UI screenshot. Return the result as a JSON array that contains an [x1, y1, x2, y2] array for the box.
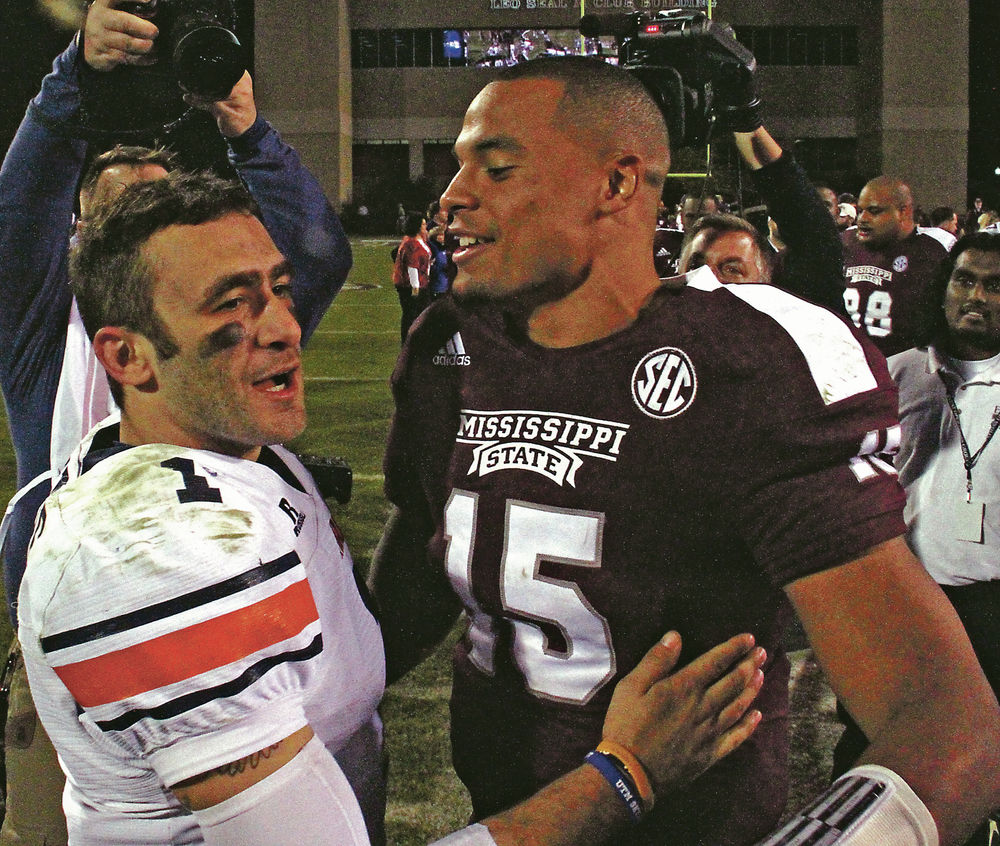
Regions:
[[631, 347, 697, 419]]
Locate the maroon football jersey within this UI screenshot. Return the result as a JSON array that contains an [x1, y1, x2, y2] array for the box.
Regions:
[[385, 269, 907, 845], [653, 225, 685, 279], [841, 228, 947, 356]]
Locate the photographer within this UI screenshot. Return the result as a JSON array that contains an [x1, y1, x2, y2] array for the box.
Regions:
[[655, 19, 845, 314], [0, 2, 351, 842]]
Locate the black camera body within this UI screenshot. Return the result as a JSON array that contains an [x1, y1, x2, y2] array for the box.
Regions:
[[117, 0, 244, 99], [580, 10, 756, 148], [296, 455, 354, 506], [75, 0, 244, 139]]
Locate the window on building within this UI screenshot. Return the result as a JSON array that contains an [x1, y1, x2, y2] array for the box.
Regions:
[[792, 137, 858, 183], [352, 30, 379, 69], [733, 26, 858, 66], [351, 25, 855, 70], [351, 28, 612, 69], [352, 141, 409, 206], [423, 141, 460, 196]]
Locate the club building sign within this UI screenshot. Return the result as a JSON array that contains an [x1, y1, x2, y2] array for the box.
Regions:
[[487, 0, 711, 9]]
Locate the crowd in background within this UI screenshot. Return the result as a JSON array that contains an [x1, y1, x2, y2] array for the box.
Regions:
[[1, 5, 999, 846]]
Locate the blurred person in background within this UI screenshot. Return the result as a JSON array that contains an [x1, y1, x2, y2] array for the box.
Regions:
[[835, 231, 1000, 846], [392, 211, 431, 342], [842, 175, 947, 356]]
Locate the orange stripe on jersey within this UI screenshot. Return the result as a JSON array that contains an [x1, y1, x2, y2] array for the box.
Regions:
[[53, 579, 319, 708]]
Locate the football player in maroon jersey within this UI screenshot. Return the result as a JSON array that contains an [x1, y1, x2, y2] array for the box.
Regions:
[[842, 176, 948, 356], [371, 56, 1000, 846]]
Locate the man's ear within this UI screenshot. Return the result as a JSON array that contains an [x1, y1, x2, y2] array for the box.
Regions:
[[93, 327, 157, 390], [598, 155, 642, 216]]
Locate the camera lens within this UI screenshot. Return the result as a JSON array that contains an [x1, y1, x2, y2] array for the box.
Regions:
[[172, 25, 244, 99]]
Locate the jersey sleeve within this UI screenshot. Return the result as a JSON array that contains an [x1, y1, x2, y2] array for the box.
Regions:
[[21, 446, 323, 788], [384, 299, 465, 516], [723, 286, 908, 585]]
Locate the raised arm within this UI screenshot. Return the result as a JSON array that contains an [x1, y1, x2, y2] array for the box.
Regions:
[[188, 73, 352, 344], [0, 0, 159, 480], [786, 536, 1000, 845], [711, 30, 846, 314], [735, 127, 847, 314], [0, 38, 86, 406]]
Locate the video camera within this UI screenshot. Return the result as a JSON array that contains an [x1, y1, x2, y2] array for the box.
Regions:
[[579, 10, 757, 148], [76, 0, 245, 139]]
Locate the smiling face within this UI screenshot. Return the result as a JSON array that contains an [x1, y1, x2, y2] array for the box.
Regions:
[[943, 247, 1000, 360], [441, 78, 604, 304], [140, 212, 305, 458]]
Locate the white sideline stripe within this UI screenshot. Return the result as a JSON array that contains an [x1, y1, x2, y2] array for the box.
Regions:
[[311, 330, 398, 335], [304, 377, 386, 383], [352, 474, 385, 483]]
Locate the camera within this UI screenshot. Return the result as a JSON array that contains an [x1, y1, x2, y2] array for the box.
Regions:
[[579, 10, 756, 148], [75, 0, 244, 139], [117, 0, 245, 100], [295, 455, 354, 505]]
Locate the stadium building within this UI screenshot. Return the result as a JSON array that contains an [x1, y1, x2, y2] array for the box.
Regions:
[[181, 1, 975, 218]]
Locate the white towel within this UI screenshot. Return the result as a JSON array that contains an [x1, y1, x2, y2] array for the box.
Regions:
[[49, 298, 117, 475]]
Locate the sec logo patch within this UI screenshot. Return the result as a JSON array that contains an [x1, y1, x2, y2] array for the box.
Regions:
[[892, 255, 909, 272], [631, 347, 697, 419]]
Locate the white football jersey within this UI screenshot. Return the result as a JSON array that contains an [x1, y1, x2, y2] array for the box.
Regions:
[[18, 423, 384, 845]]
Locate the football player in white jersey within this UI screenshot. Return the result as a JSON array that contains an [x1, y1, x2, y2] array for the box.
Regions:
[[17, 170, 770, 846]]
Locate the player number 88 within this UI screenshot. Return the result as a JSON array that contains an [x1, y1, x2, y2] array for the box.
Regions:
[[843, 288, 893, 338]]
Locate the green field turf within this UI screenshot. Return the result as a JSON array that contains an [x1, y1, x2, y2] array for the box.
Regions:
[[0, 238, 837, 844]]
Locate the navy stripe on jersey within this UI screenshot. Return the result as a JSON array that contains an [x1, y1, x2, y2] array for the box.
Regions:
[[755, 776, 885, 845], [41, 552, 302, 654], [95, 632, 324, 732], [257, 446, 307, 494]]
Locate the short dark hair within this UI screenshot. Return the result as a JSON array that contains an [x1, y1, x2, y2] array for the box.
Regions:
[[929, 205, 956, 227], [494, 56, 670, 188], [680, 212, 776, 280], [402, 212, 426, 237], [70, 171, 260, 404], [79, 145, 178, 212], [918, 231, 1000, 345]]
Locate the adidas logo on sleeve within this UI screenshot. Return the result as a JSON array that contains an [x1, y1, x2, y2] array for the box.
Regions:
[[433, 332, 471, 366]]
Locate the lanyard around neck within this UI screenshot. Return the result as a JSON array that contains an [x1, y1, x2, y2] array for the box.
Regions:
[[940, 375, 1000, 502]]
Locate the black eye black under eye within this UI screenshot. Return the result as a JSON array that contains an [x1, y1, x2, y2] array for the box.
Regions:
[[198, 323, 245, 358]]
